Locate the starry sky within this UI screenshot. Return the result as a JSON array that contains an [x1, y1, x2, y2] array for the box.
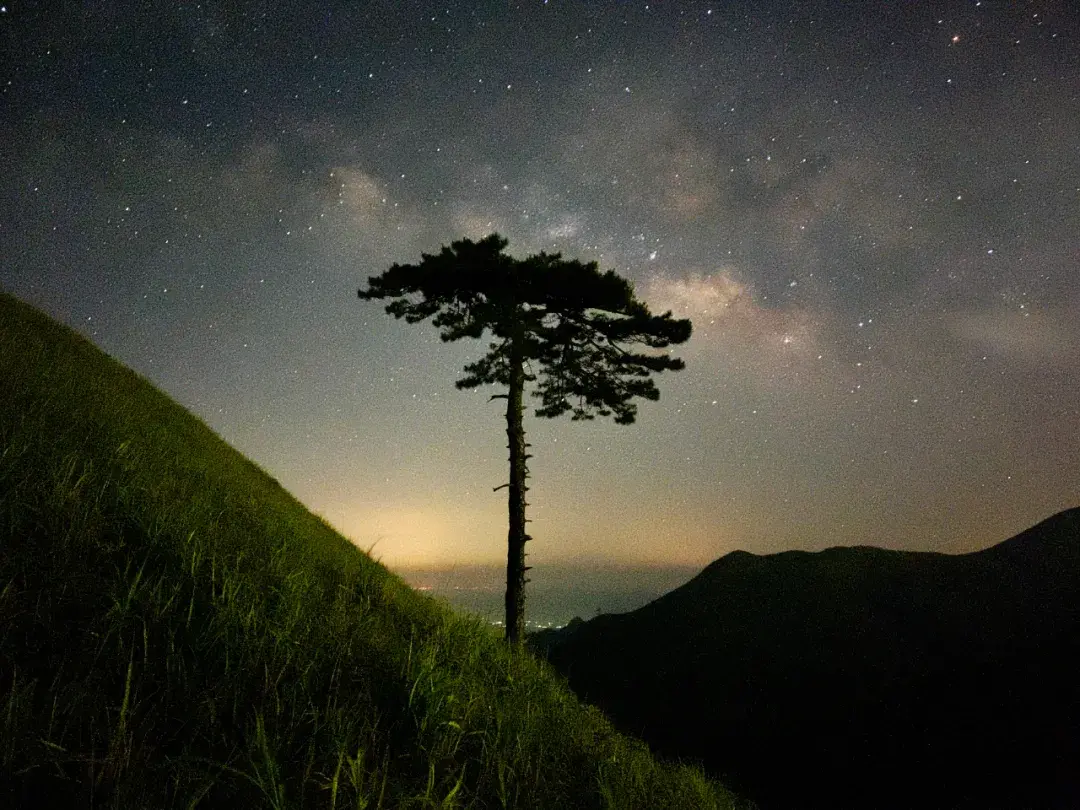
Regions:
[[2, 1, 1079, 572]]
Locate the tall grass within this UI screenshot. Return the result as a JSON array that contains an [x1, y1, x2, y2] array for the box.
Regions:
[[0, 292, 744, 809]]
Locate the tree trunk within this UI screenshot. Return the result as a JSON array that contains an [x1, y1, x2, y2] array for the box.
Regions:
[[504, 333, 529, 645]]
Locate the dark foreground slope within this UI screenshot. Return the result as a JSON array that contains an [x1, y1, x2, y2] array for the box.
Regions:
[[535, 513, 1080, 809], [0, 291, 743, 809]]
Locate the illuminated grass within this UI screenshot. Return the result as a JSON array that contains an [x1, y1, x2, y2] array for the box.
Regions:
[[0, 292, 744, 809]]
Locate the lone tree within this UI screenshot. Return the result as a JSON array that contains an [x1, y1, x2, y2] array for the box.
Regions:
[[359, 234, 691, 644]]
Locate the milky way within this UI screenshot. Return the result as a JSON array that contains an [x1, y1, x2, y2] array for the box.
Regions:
[[2, 1, 1078, 569]]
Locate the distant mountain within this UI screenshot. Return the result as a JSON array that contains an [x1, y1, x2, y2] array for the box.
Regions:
[[533, 510, 1080, 809]]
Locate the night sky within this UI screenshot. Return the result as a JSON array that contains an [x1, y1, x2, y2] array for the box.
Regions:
[[3, 1, 1078, 572]]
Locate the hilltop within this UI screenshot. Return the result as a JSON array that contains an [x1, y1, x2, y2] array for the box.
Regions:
[[0, 291, 743, 809], [535, 510, 1080, 809]]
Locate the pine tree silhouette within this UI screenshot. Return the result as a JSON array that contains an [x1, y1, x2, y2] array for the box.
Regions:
[[359, 234, 691, 644]]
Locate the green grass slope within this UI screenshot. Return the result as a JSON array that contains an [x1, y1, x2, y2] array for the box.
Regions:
[[0, 292, 742, 809]]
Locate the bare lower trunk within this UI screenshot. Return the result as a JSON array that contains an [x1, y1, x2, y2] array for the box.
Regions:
[[504, 339, 529, 645]]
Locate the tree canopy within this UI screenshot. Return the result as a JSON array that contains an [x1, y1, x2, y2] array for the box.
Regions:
[[360, 233, 691, 424]]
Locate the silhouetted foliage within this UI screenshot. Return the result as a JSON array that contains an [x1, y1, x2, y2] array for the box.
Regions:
[[359, 234, 691, 643]]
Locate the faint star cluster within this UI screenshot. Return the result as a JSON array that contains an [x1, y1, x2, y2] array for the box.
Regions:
[[1, 0, 1078, 567]]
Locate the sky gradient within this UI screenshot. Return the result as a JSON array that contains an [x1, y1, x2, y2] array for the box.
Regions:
[[2, 1, 1078, 572]]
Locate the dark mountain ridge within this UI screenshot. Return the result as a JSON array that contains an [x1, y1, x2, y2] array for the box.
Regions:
[[534, 509, 1080, 809]]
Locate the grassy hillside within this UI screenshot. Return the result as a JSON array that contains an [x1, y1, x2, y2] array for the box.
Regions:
[[0, 291, 742, 809], [535, 515, 1080, 809]]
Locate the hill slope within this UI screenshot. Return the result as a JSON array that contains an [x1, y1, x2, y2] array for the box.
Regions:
[[535, 511, 1080, 809], [0, 291, 743, 809]]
